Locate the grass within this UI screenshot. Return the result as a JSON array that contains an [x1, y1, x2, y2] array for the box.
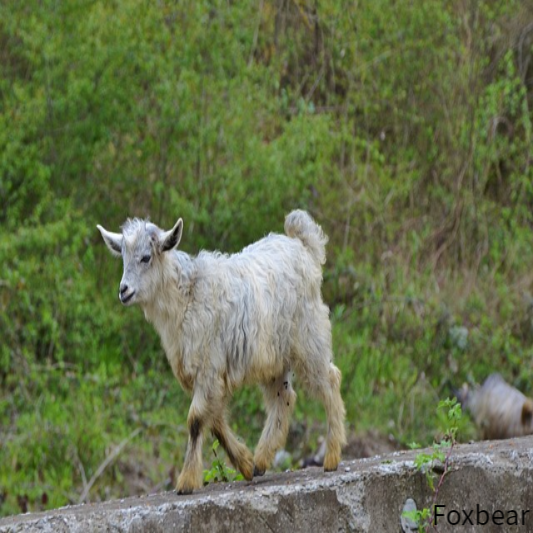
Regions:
[[2, 261, 533, 516]]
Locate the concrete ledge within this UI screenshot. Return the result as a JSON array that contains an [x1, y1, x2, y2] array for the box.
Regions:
[[1, 436, 533, 532]]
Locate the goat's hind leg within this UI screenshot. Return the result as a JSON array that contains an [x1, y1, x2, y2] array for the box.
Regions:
[[253, 371, 296, 476], [298, 326, 347, 472], [320, 362, 347, 471]]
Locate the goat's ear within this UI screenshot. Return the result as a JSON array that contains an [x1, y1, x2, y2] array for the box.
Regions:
[[96, 225, 123, 257], [160, 218, 183, 252]]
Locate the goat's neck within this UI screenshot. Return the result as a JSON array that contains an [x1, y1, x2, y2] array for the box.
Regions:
[[142, 254, 194, 333]]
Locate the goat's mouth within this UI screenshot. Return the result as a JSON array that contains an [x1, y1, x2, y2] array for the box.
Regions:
[[119, 290, 136, 305]]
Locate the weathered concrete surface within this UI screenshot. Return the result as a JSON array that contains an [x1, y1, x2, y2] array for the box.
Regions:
[[1, 436, 533, 532]]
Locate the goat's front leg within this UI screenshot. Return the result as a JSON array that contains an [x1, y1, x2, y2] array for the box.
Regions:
[[176, 397, 206, 495], [211, 411, 254, 482]]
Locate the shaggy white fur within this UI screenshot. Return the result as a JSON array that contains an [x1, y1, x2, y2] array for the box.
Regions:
[[97, 210, 346, 494]]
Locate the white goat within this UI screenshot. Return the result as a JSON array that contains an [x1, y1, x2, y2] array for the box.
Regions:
[[97, 210, 346, 494]]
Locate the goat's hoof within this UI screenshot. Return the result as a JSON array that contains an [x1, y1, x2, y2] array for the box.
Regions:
[[176, 469, 202, 494], [240, 456, 254, 481], [253, 465, 266, 477], [175, 477, 198, 495], [176, 487, 194, 495], [175, 487, 194, 495], [323, 449, 341, 472], [323, 461, 339, 472], [323, 460, 339, 472]]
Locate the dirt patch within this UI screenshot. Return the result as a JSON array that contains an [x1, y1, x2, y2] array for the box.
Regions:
[[342, 430, 401, 460]]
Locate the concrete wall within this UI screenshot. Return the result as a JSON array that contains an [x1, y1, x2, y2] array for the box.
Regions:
[[1, 436, 532, 532]]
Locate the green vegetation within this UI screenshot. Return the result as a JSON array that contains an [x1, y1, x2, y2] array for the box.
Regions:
[[203, 440, 244, 486], [403, 398, 463, 532], [1, 0, 532, 517]]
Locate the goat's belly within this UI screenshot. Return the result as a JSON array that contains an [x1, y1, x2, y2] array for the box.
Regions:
[[240, 350, 285, 386]]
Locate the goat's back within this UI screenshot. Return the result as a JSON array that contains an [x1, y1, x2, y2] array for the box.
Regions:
[[182, 231, 328, 385]]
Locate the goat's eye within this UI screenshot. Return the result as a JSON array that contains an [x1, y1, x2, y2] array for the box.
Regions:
[[140, 255, 151, 264]]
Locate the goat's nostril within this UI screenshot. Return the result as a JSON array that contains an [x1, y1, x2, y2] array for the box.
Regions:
[[120, 284, 129, 295]]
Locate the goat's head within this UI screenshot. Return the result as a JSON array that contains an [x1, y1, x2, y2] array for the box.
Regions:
[[97, 218, 183, 306]]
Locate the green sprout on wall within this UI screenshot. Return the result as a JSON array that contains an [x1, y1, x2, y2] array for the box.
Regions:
[[403, 398, 463, 532], [203, 439, 245, 485]]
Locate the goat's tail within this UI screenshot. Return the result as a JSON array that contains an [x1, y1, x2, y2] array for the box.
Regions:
[[285, 210, 328, 265]]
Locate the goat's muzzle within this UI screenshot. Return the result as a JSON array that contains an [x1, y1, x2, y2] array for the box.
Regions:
[[119, 283, 135, 305]]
